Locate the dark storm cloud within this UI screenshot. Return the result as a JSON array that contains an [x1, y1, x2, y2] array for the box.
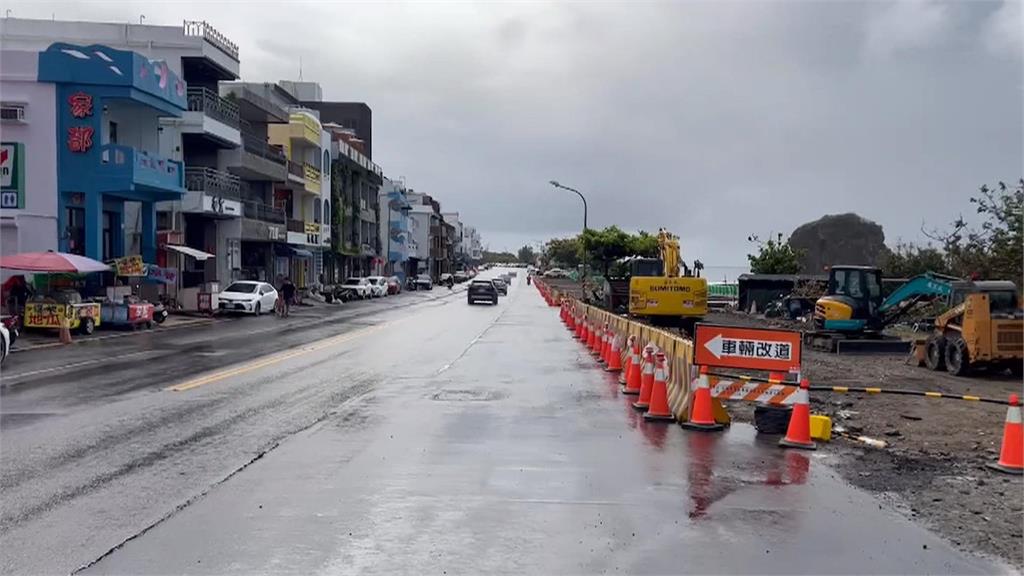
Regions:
[[7, 0, 1021, 260]]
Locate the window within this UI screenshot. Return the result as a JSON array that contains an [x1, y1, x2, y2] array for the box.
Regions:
[[102, 211, 115, 260], [65, 207, 85, 255], [109, 121, 118, 144]]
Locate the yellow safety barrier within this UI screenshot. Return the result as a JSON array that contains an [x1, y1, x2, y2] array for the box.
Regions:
[[566, 298, 730, 425]]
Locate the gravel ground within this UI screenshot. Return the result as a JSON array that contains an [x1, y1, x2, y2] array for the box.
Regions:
[[707, 311, 1023, 570]]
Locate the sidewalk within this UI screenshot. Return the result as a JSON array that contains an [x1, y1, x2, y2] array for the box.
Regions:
[[12, 314, 217, 352]]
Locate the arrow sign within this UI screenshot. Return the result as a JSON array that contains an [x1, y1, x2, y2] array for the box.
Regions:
[[695, 324, 802, 372]]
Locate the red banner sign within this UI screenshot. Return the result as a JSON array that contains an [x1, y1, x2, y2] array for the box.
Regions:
[[694, 324, 802, 373]]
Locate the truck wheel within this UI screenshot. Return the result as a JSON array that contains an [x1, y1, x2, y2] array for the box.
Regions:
[[924, 335, 946, 371], [79, 317, 95, 335], [944, 335, 971, 376]]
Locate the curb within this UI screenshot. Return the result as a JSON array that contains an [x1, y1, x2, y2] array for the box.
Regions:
[[11, 317, 218, 353]]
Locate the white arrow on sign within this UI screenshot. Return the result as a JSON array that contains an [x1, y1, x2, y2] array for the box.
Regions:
[[703, 334, 791, 361]]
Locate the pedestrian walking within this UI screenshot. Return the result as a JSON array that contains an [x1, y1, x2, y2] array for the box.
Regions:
[[279, 277, 296, 317]]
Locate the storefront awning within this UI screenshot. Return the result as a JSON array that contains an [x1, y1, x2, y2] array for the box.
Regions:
[[274, 245, 314, 259], [165, 245, 216, 261]]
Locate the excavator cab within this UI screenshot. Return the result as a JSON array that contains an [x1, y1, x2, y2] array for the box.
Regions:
[[814, 266, 884, 332]]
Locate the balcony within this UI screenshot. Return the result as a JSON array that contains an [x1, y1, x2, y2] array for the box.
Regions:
[[240, 201, 286, 242], [287, 160, 304, 183], [222, 131, 288, 182], [220, 83, 289, 124], [287, 219, 305, 233], [303, 163, 322, 194], [180, 87, 241, 147], [182, 20, 240, 78], [181, 167, 242, 218], [93, 145, 184, 200]]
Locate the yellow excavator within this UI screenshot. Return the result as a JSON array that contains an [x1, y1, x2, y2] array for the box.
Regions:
[[626, 229, 708, 331]]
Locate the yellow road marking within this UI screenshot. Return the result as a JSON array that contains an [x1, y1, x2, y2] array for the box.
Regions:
[[832, 386, 849, 393], [865, 387, 882, 394], [167, 320, 399, 392], [962, 395, 980, 401], [925, 391, 942, 398]]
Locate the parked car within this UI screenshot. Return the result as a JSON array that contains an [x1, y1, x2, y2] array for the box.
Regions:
[[467, 279, 499, 305], [366, 276, 389, 298], [415, 274, 434, 290], [341, 277, 373, 299], [454, 271, 470, 283], [543, 268, 568, 278], [0, 323, 9, 366], [386, 276, 402, 295], [491, 277, 508, 295], [218, 281, 278, 315]]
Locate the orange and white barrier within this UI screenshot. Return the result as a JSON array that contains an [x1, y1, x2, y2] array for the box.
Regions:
[[708, 376, 799, 406]]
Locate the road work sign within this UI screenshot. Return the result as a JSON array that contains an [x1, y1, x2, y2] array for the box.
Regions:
[[694, 324, 802, 372]]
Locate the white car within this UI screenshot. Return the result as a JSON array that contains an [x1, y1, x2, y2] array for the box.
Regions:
[[341, 277, 372, 299], [366, 276, 389, 298], [219, 281, 278, 315], [0, 323, 9, 366]]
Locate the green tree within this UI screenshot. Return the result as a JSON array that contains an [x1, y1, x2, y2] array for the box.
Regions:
[[628, 230, 660, 258], [879, 241, 950, 277], [517, 245, 537, 265], [747, 233, 804, 274], [580, 226, 633, 276], [544, 237, 581, 268], [482, 250, 517, 264]]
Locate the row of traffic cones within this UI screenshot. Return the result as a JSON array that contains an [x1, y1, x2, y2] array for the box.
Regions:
[[560, 301, 1023, 471]]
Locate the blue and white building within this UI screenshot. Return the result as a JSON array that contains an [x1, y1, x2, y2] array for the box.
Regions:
[[379, 178, 412, 279]]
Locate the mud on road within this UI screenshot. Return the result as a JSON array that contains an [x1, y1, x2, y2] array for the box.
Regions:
[[707, 311, 1023, 570]]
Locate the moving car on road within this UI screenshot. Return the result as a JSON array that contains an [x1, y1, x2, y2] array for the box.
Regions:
[[341, 277, 373, 300], [415, 274, 433, 291], [467, 280, 499, 305], [366, 276, 389, 298], [218, 281, 278, 315], [491, 277, 508, 296]]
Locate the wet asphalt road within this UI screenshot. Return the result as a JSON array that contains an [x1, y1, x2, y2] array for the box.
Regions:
[[0, 271, 1003, 575]]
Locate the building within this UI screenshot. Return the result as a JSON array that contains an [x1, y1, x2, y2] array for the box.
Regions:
[[300, 101, 372, 159], [0, 43, 186, 265], [379, 179, 412, 280], [1, 17, 243, 305], [324, 122, 383, 280], [268, 107, 327, 288], [441, 211, 463, 269], [463, 225, 483, 263], [218, 81, 294, 283]]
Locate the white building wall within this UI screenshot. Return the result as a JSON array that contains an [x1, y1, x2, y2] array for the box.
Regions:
[[0, 50, 59, 259]]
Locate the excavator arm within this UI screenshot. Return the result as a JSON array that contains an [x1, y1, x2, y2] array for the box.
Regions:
[[657, 228, 681, 277], [878, 272, 957, 326]]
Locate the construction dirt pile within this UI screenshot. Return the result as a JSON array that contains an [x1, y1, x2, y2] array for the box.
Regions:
[[707, 311, 1024, 570]]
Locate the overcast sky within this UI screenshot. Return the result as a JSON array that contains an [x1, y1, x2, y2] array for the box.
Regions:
[[6, 1, 1022, 264]]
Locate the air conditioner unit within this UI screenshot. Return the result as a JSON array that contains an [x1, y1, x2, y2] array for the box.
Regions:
[[1, 103, 26, 122]]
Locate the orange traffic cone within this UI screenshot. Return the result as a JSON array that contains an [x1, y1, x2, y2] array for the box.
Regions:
[[586, 321, 598, 351], [590, 324, 603, 356], [988, 394, 1023, 475], [560, 303, 567, 323], [622, 337, 642, 395], [606, 332, 623, 372], [633, 345, 656, 411], [644, 352, 675, 422], [680, 366, 724, 432], [779, 379, 816, 450], [567, 308, 576, 332], [575, 314, 585, 339], [600, 323, 612, 363]]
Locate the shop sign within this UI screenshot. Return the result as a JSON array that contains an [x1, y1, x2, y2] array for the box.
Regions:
[[0, 143, 25, 209], [24, 302, 101, 329], [146, 265, 178, 285], [67, 126, 94, 153], [114, 255, 146, 277]]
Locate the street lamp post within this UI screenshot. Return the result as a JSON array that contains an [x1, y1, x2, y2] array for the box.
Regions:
[[549, 180, 588, 294]]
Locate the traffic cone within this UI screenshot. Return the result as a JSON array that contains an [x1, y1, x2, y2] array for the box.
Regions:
[[680, 366, 724, 432], [619, 335, 635, 385], [606, 332, 623, 372], [586, 321, 597, 351], [988, 394, 1023, 475], [59, 314, 73, 345], [560, 302, 567, 323], [622, 337, 642, 395], [590, 324, 603, 356], [633, 346, 656, 411], [600, 323, 612, 363], [567, 308, 576, 332], [779, 379, 816, 450], [644, 352, 675, 422], [575, 314, 585, 340]]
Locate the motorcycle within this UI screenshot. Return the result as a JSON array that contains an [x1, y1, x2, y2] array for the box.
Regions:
[[2, 313, 20, 347], [152, 302, 169, 324]]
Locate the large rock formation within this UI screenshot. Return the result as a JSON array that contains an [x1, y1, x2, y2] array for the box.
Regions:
[[788, 213, 888, 274]]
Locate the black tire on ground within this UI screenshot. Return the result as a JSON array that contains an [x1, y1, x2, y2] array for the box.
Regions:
[[754, 404, 792, 435], [492, 297, 498, 305], [146, 321, 153, 329], [79, 317, 95, 335], [944, 335, 971, 376], [254, 302, 262, 316], [1, 336, 7, 365], [467, 298, 474, 305], [925, 334, 946, 371]]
